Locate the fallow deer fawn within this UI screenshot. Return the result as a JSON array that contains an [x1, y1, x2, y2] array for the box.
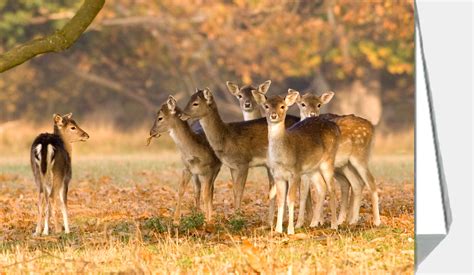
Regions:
[[31, 113, 89, 236], [252, 90, 340, 234], [227, 79, 313, 223], [149, 96, 221, 223], [180, 88, 300, 223], [225, 80, 271, 121], [295, 91, 380, 226]]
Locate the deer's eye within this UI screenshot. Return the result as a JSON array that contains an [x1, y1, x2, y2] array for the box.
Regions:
[[192, 102, 199, 106], [301, 103, 306, 107], [317, 103, 321, 108], [237, 94, 242, 99], [70, 126, 76, 130], [264, 105, 269, 109], [280, 106, 285, 110], [158, 117, 163, 121]]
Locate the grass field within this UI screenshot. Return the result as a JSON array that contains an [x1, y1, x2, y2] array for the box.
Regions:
[[0, 149, 413, 273]]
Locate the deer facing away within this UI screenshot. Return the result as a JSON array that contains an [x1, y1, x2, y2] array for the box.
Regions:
[[31, 113, 89, 236], [180, 88, 300, 224], [295, 91, 380, 226], [149, 96, 221, 223], [253, 90, 341, 234]]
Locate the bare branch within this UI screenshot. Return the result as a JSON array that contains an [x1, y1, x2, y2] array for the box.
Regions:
[[0, 0, 105, 73]]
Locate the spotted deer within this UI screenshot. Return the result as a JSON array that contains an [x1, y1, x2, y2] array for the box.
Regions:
[[31, 113, 89, 236], [149, 96, 221, 223], [295, 91, 380, 226], [180, 88, 300, 225], [252, 90, 340, 234]]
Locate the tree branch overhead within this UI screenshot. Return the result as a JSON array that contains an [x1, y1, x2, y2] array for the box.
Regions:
[[0, 0, 105, 73]]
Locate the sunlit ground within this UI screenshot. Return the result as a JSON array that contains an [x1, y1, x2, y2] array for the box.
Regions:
[[0, 150, 413, 273]]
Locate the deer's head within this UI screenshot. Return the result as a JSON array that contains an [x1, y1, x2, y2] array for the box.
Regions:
[[149, 95, 181, 138], [226, 80, 271, 117], [296, 91, 334, 119], [252, 89, 300, 124], [53, 113, 89, 143], [180, 88, 216, 121]]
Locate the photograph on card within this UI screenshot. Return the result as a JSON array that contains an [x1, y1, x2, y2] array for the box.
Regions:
[[0, 1, 414, 273]]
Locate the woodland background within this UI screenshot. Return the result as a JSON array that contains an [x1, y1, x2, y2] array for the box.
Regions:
[[0, 0, 414, 132]]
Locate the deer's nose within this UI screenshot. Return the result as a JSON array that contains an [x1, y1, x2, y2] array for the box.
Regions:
[[310, 112, 317, 117], [82, 132, 90, 139], [270, 113, 278, 120], [244, 101, 251, 108]]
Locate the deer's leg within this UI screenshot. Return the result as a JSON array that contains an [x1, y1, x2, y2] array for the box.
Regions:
[[309, 172, 326, 227], [174, 169, 192, 224], [266, 167, 276, 227], [191, 175, 201, 211], [335, 171, 351, 225], [340, 165, 363, 225], [42, 192, 51, 235], [320, 162, 337, 230], [350, 157, 380, 226], [230, 166, 249, 212], [59, 183, 70, 234], [304, 180, 313, 224], [274, 178, 287, 234], [50, 195, 59, 233], [34, 191, 44, 236], [200, 173, 215, 223], [287, 176, 300, 235], [296, 175, 310, 228]]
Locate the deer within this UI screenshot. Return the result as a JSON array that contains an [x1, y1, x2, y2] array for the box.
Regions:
[[225, 80, 271, 121], [148, 95, 221, 223], [226, 79, 313, 223], [294, 91, 380, 226], [31, 113, 89, 236], [180, 88, 300, 226], [252, 89, 340, 234]]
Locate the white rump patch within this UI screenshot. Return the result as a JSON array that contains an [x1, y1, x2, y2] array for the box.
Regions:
[[34, 144, 42, 166], [47, 144, 55, 170]]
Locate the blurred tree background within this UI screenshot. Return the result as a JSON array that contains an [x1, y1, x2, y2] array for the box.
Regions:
[[0, 0, 413, 132]]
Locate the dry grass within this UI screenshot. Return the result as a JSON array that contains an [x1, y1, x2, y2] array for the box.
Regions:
[[0, 153, 413, 273], [0, 122, 414, 273]]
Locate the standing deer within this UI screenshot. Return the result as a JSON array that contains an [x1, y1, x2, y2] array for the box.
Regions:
[[226, 79, 313, 223], [148, 96, 221, 223], [295, 91, 380, 226], [180, 88, 300, 225], [31, 113, 89, 236], [252, 90, 340, 233]]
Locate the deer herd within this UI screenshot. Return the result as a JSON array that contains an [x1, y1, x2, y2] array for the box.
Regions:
[[30, 80, 380, 236]]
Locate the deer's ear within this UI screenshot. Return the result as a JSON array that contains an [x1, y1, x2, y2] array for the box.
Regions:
[[53, 113, 64, 126], [285, 89, 300, 106], [320, 91, 335, 105], [167, 95, 177, 114], [251, 90, 266, 105], [258, 80, 271, 94], [203, 88, 213, 104], [64, 113, 72, 119], [225, 81, 239, 96]]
